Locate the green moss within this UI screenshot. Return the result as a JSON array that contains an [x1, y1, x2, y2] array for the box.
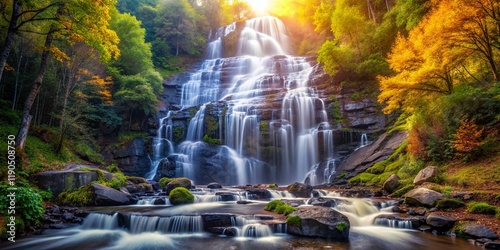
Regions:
[[173, 126, 185, 143], [286, 215, 301, 228], [336, 222, 349, 232], [349, 173, 377, 184], [367, 161, 386, 174], [391, 184, 415, 198], [435, 198, 464, 209], [106, 164, 120, 173], [169, 187, 195, 205], [59, 185, 94, 206], [159, 177, 174, 188], [466, 202, 497, 214], [127, 176, 148, 184], [203, 134, 220, 145], [265, 200, 297, 216], [496, 209, 500, 220], [260, 121, 269, 131], [268, 184, 278, 188]]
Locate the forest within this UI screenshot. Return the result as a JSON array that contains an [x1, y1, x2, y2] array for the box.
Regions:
[[0, 0, 499, 236]]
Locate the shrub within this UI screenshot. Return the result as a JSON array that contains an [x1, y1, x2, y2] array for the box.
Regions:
[[286, 215, 301, 227], [169, 187, 194, 205], [466, 202, 497, 214], [435, 199, 464, 210], [0, 185, 45, 226]]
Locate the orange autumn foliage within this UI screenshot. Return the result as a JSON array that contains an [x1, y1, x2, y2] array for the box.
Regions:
[[452, 119, 484, 158]]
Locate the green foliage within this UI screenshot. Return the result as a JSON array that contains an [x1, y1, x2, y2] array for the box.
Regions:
[[73, 142, 104, 164], [0, 185, 45, 227], [286, 215, 301, 228], [466, 202, 497, 215], [59, 185, 94, 206], [106, 164, 120, 173], [435, 199, 464, 210], [265, 200, 297, 216], [268, 184, 278, 188], [169, 187, 195, 205], [159, 177, 174, 188], [203, 134, 220, 145], [328, 97, 342, 123], [336, 221, 349, 232], [109, 10, 154, 75], [260, 122, 269, 131], [173, 126, 185, 143]]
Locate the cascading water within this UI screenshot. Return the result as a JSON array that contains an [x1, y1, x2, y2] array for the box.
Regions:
[[150, 16, 337, 185]]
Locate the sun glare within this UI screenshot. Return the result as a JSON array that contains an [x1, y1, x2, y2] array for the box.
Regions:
[[245, 0, 270, 14]]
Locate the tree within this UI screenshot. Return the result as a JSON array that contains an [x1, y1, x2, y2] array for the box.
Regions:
[[109, 10, 153, 75], [378, 1, 469, 114], [154, 0, 205, 56], [15, 0, 120, 153]]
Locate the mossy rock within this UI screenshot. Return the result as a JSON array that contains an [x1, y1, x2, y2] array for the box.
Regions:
[[165, 178, 193, 195], [169, 187, 195, 205], [435, 198, 464, 210]]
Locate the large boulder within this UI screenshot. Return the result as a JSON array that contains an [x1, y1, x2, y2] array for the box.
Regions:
[[111, 138, 150, 177], [91, 183, 131, 206], [425, 214, 456, 231], [287, 182, 313, 198], [165, 178, 193, 195], [287, 206, 350, 240], [245, 189, 272, 200], [36, 167, 98, 196], [335, 132, 408, 180], [382, 174, 400, 194], [461, 223, 498, 239], [405, 188, 445, 207], [413, 166, 439, 185], [207, 182, 223, 189]]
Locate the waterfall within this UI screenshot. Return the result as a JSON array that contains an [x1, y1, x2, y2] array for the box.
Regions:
[[145, 112, 174, 180], [129, 215, 204, 234], [81, 213, 119, 230], [159, 16, 337, 185]]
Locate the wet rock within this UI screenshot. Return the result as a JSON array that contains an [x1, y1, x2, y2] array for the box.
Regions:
[[461, 223, 499, 239], [201, 214, 234, 230], [287, 206, 350, 240], [308, 198, 337, 207], [425, 214, 456, 231], [91, 183, 131, 206], [207, 182, 223, 189], [111, 138, 150, 177], [35, 168, 98, 196], [62, 212, 75, 222], [215, 192, 240, 201], [245, 189, 272, 200], [413, 166, 439, 185], [408, 207, 426, 216], [405, 188, 445, 207], [287, 182, 313, 198], [485, 242, 500, 249], [382, 174, 400, 194], [153, 198, 166, 205], [335, 132, 408, 179], [165, 178, 193, 195]]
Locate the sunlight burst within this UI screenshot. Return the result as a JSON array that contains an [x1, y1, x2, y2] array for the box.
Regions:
[[245, 0, 270, 14]]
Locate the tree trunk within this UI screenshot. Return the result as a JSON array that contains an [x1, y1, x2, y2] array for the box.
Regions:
[[15, 30, 54, 151], [0, 0, 22, 83]]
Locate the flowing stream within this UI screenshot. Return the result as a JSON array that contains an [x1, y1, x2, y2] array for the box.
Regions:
[[1, 188, 479, 250]]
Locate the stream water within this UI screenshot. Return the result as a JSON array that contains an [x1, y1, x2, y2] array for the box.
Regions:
[[1, 188, 479, 250]]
